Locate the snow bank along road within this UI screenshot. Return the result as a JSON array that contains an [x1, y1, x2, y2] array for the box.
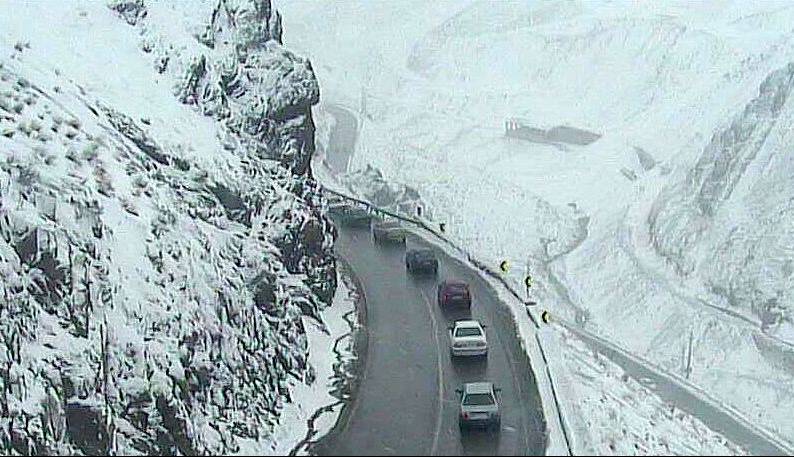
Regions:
[[309, 108, 547, 455]]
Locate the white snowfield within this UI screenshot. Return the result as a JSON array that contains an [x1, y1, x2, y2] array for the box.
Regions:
[[281, 0, 794, 454], [0, 0, 341, 455]]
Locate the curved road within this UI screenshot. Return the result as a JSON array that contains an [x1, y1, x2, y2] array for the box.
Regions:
[[311, 105, 547, 455]]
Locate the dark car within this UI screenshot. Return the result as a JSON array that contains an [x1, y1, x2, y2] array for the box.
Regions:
[[405, 248, 438, 275], [328, 202, 372, 228], [372, 218, 407, 244], [437, 280, 471, 308]]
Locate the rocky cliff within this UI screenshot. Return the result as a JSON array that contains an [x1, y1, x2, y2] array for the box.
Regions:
[[0, 0, 335, 454]]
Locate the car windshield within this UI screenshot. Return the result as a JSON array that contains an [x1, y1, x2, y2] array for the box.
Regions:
[[415, 250, 434, 259], [377, 220, 400, 228], [455, 327, 481, 337], [447, 283, 467, 292], [463, 393, 494, 406]]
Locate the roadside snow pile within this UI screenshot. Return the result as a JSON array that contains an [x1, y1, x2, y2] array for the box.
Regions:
[[0, 0, 334, 454], [280, 0, 794, 451]]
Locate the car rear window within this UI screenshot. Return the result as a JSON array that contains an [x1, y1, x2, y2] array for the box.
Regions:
[[463, 393, 494, 406], [455, 327, 481, 337]]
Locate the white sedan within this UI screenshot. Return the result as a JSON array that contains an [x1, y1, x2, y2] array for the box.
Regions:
[[449, 320, 488, 358]]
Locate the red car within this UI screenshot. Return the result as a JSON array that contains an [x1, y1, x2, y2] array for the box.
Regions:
[[437, 280, 472, 308]]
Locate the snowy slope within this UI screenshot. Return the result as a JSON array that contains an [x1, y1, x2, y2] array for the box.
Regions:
[[548, 325, 747, 456], [0, 0, 337, 454], [279, 0, 794, 452]]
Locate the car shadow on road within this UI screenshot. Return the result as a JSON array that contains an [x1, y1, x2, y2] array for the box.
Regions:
[[440, 306, 472, 322], [450, 354, 488, 379], [459, 426, 501, 454], [407, 274, 439, 286]]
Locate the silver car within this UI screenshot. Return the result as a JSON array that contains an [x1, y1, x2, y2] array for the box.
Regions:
[[457, 382, 501, 431], [371, 218, 407, 243]]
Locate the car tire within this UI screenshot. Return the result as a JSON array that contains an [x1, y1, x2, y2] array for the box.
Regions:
[[405, 260, 411, 271]]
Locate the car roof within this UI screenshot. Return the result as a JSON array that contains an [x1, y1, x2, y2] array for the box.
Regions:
[[454, 320, 482, 328], [443, 279, 468, 287], [463, 382, 494, 394]]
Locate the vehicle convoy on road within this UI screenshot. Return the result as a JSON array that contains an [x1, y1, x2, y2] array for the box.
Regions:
[[329, 195, 513, 443], [449, 320, 488, 358], [457, 382, 502, 431], [371, 218, 407, 243], [328, 202, 372, 227], [405, 248, 439, 275], [437, 279, 472, 308]]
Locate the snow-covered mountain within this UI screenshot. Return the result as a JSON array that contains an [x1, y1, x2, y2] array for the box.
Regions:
[[0, 0, 335, 454], [279, 0, 794, 452]]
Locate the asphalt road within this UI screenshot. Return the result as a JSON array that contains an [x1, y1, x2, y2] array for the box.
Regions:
[[313, 222, 546, 456], [311, 105, 547, 455]]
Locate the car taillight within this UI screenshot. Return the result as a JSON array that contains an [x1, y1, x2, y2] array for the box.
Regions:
[[462, 412, 469, 419]]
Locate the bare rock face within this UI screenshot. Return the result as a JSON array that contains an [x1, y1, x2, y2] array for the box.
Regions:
[[178, 0, 319, 175], [65, 399, 109, 456]]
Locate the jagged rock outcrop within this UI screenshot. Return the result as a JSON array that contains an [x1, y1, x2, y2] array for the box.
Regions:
[[171, 0, 329, 303]]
